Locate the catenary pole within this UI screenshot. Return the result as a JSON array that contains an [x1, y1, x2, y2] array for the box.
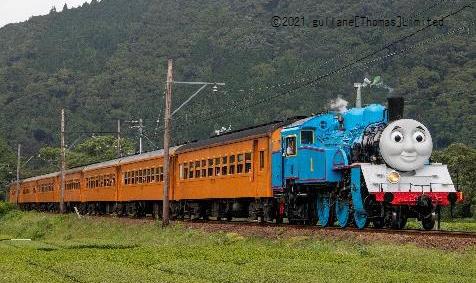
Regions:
[[60, 108, 66, 213], [15, 144, 20, 206], [162, 59, 173, 226], [117, 119, 122, 157], [139, 118, 143, 154]]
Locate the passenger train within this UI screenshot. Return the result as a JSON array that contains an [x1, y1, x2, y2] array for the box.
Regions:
[[9, 96, 463, 230]]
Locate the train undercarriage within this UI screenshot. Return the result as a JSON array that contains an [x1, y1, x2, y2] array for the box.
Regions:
[[17, 191, 445, 231]]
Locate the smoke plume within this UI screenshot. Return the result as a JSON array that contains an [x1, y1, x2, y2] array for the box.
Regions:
[[329, 96, 349, 113]]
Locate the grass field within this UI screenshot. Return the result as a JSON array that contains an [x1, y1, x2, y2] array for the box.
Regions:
[[407, 218, 476, 232], [0, 208, 475, 282]]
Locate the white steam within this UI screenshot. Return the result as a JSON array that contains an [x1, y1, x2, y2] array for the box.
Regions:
[[329, 96, 349, 113]]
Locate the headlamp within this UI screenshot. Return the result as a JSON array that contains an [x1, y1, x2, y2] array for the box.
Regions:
[[387, 171, 400, 184]]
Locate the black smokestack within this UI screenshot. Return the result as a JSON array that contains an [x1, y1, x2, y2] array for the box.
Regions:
[[387, 96, 404, 121]]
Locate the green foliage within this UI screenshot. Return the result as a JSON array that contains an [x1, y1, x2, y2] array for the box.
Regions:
[[0, 201, 15, 216], [38, 135, 135, 170], [0, 211, 475, 282], [432, 143, 476, 217], [0, 137, 15, 199], [0, 0, 474, 156]]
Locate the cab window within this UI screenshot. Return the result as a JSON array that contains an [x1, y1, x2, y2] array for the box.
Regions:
[[301, 130, 314, 144], [285, 136, 297, 156]]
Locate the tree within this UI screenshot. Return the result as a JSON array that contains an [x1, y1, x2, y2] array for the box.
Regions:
[[432, 143, 476, 218], [0, 137, 15, 200], [38, 135, 135, 169]]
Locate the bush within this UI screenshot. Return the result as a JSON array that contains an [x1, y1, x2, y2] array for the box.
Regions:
[[0, 201, 15, 216]]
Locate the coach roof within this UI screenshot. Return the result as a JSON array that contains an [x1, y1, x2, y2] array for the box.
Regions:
[[176, 121, 287, 153]]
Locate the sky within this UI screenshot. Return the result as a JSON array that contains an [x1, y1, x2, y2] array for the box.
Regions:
[[0, 0, 92, 28]]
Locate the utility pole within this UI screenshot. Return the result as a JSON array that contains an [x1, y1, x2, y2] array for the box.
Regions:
[[15, 144, 20, 206], [160, 59, 225, 227], [117, 119, 122, 158], [162, 59, 173, 226], [127, 119, 144, 154], [139, 118, 143, 154], [60, 108, 66, 213]]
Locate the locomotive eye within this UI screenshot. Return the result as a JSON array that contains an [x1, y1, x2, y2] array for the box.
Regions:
[[390, 131, 403, 143], [413, 131, 425, 143]]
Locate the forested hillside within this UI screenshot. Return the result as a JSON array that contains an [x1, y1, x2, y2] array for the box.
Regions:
[[0, 0, 474, 156]]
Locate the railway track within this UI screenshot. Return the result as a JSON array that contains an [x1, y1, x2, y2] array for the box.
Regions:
[[46, 211, 476, 241], [174, 218, 476, 239]]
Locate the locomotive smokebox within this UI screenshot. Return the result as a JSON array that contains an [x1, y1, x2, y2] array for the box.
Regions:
[[387, 96, 404, 121]]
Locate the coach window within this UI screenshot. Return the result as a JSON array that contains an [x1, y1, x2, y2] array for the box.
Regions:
[[137, 170, 142, 184], [146, 168, 150, 183], [159, 166, 164, 182], [215, 157, 221, 176], [237, 154, 244, 173], [95, 177, 99, 188], [222, 156, 228, 175], [245, 152, 252, 173], [195, 161, 201, 178], [259, 151, 265, 170], [189, 162, 194, 179], [156, 167, 162, 182], [207, 159, 214, 177], [229, 155, 235, 174], [183, 163, 188, 180], [179, 164, 184, 180], [201, 160, 207, 177]]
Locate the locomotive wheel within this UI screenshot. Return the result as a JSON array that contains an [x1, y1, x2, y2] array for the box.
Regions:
[[422, 214, 436, 230], [335, 197, 350, 228], [316, 192, 333, 227], [372, 217, 385, 229], [391, 210, 407, 229], [353, 210, 369, 229]]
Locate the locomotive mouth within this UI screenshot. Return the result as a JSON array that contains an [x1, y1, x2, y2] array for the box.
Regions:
[[400, 151, 417, 162]]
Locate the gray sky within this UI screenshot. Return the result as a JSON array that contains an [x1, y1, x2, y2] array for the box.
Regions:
[[0, 0, 92, 28]]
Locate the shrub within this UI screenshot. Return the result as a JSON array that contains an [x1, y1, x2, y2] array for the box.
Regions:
[[0, 201, 15, 216]]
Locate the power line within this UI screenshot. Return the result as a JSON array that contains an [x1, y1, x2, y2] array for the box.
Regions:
[[163, 9, 471, 136], [170, 0, 465, 123], [169, 5, 472, 129]]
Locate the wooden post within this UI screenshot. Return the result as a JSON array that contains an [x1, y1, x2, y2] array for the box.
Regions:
[[60, 108, 66, 213], [15, 144, 20, 206], [162, 59, 173, 226]]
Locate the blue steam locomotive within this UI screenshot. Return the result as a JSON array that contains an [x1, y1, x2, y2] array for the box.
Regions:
[[273, 97, 461, 229]]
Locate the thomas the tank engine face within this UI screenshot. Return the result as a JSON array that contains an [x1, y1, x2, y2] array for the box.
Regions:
[[379, 119, 433, 172]]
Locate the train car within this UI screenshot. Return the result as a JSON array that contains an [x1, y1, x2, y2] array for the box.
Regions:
[[80, 161, 118, 214], [31, 172, 59, 211], [19, 180, 36, 209], [64, 167, 84, 211], [117, 148, 178, 217], [173, 121, 287, 220]]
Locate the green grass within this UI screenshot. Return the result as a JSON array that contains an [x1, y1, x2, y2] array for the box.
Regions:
[[407, 218, 476, 232], [0, 210, 475, 283]]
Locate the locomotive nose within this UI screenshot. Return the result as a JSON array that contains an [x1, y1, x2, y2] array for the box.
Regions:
[[379, 119, 433, 171]]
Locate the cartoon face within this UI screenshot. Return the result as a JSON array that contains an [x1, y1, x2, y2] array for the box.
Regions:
[[379, 119, 433, 171]]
